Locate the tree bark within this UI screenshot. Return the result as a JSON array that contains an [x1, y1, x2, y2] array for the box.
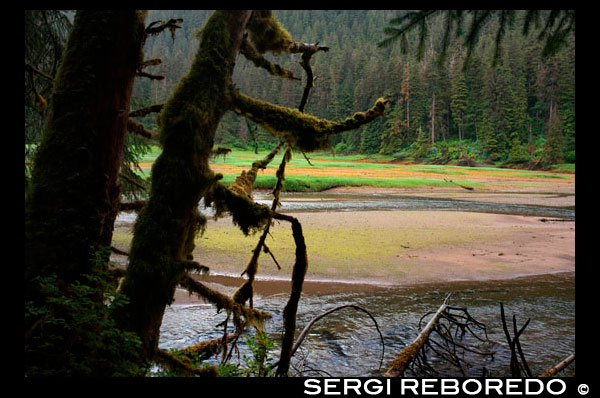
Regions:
[[25, 10, 147, 289], [114, 10, 253, 363]]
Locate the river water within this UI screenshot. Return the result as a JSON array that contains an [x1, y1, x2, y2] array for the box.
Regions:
[[115, 192, 575, 376]]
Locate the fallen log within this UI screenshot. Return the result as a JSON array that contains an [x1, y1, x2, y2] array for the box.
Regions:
[[386, 294, 450, 377], [444, 178, 475, 191]]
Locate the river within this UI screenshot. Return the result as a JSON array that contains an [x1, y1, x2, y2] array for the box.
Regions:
[[129, 191, 575, 376]]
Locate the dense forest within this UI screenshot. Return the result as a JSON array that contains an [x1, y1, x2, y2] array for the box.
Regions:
[[132, 10, 574, 166]]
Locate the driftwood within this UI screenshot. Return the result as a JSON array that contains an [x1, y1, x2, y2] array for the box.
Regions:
[[538, 352, 575, 377], [386, 294, 451, 377], [444, 178, 475, 191], [386, 295, 495, 377], [500, 302, 532, 377]]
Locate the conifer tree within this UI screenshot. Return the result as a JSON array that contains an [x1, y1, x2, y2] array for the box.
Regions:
[[450, 71, 468, 140]]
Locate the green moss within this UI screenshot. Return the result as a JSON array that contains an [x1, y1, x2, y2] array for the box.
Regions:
[[246, 10, 293, 54], [232, 92, 388, 151], [115, 11, 253, 360]]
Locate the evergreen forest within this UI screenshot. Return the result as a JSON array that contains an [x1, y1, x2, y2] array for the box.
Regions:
[[134, 10, 574, 166]]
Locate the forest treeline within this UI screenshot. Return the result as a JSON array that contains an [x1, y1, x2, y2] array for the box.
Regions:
[[133, 10, 574, 166]]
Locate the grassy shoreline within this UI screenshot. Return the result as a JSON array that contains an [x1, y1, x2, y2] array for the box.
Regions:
[[131, 148, 573, 193]]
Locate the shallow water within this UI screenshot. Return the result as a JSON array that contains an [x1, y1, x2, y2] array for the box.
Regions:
[[158, 272, 575, 377], [115, 192, 574, 228], [252, 191, 575, 219]]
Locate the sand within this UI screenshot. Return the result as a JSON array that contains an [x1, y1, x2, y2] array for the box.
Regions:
[[111, 185, 574, 304]]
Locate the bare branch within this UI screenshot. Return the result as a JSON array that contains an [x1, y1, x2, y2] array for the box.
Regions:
[[386, 294, 451, 377]]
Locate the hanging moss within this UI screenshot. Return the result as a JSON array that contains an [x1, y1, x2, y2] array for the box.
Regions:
[[205, 182, 272, 236], [240, 38, 298, 80], [245, 10, 293, 54]]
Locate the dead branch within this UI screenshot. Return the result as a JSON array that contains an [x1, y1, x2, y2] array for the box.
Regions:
[[386, 294, 451, 377], [538, 352, 575, 377], [228, 142, 283, 200], [288, 42, 330, 54], [118, 172, 147, 191], [25, 63, 54, 81], [136, 70, 166, 80], [110, 246, 130, 256], [272, 212, 309, 377], [145, 18, 183, 39], [232, 91, 389, 152], [388, 297, 494, 377], [211, 146, 232, 161], [500, 302, 532, 377]]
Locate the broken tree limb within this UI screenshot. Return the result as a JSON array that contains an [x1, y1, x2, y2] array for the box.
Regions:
[[538, 352, 575, 377], [386, 294, 451, 377], [500, 302, 533, 377], [119, 199, 147, 212]]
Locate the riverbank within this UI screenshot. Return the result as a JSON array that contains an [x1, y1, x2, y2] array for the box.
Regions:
[[194, 210, 573, 281]]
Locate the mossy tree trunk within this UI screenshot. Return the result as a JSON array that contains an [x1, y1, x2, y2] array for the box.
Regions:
[[114, 10, 253, 362], [25, 10, 147, 292]]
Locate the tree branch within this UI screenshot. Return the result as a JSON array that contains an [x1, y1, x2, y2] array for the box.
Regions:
[[178, 273, 271, 330], [231, 91, 388, 151], [240, 37, 299, 80], [386, 294, 451, 377]]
